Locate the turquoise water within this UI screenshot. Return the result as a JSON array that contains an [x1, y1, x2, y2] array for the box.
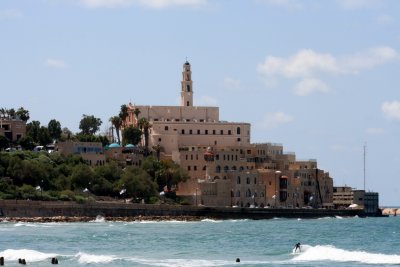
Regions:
[[1, 216, 400, 266]]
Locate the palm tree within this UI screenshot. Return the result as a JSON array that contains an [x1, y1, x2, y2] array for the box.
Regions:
[[133, 108, 141, 126], [0, 108, 6, 119], [138, 118, 152, 154], [119, 104, 129, 127], [110, 116, 122, 144]]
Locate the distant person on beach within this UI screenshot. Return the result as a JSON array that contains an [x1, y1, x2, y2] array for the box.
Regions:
[[294, 242, 301, 253]]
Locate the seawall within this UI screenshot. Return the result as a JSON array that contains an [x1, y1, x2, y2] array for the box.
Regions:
[[0, 200, 366, 220]]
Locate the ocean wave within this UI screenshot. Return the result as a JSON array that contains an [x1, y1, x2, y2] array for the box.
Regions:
[[0, 249, 57, 262], [292, 244, 400, 264], [75, 252, 116, 264]]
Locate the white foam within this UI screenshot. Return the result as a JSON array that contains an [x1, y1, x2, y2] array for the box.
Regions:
[[0, 249, 57, 262], [75, 252, 116, 264], [293, 245, 400, 264], [90, 215, 106, 223], [201, 219, 222, 223], [335, 215, 343, 219]]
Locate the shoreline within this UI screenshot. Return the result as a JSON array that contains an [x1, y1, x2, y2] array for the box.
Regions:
[[0, 215, 210, 223]]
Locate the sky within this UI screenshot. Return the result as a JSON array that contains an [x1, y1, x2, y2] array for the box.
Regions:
[[1, 0, 399, 205]]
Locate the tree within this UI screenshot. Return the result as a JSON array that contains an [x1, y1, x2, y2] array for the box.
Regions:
[[60, 127, 72, 141], [18, 136, 35, 150], [71, 164, 95, 190], [120, 166, 157, 201], [16, 107, 30, 122], [8, 108, 16, 119], [138, 118, 152, 153], [122, 126, 142, 146], [119, 104, 129, 127], [109, 116, 122, 144], [0, 136, 10, 150], [26, 120, 41, 143], [79, 114, 102, 135], [48, 119, 62, 141], [133, 108, 141, 123], [0, 108, 6, 119], [38, 126, 52, 146]]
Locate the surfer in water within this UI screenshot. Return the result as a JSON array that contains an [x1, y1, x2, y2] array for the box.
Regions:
[[294, 242, 301, 253]]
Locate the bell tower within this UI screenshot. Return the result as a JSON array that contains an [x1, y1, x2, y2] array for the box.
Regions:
[[181, 61, 193, 107]]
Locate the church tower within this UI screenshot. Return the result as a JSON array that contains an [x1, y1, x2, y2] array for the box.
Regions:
[[181, 61, 193, 107]]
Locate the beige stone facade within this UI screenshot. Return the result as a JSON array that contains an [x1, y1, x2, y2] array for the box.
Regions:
[[123, 61, 334, 208]]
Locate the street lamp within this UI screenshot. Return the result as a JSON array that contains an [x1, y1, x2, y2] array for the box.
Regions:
[[274, 170, 281, 208]]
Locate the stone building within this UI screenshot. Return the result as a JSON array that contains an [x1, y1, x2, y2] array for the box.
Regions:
[[123, 61, 334, 208], [56, 140, 106, 166], [0, 118, 26, 142]]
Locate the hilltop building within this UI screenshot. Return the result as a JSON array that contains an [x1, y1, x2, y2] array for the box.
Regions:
[[0, 118, 26, 142], [124, 61, 334, 208]]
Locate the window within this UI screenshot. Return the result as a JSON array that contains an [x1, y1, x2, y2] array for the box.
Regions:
[[237, 127, 241, 135], [216, 165, 221, 173], [186, 85, 191, 92], [237, 176, 241, 184], [246, 177, 250, 184], [158, 138, 162, 142], [220, 130, 223, 135], [191, 155, 193, 160], [165, 126, 169, 131], [194, 166, 197, 171], [188, 166, 191, 171], [205, 130, 208, 135], [228, 130, 232, 135], [181, 129, 185, 134], [186, 155, 188, 160], [237, 138, 241, 142], [254, 177, 257, 184], [187, 101, 190, 106], [197, 129, 200, 134], [189, 129, 192, 134], [213, 130, 216, 135]]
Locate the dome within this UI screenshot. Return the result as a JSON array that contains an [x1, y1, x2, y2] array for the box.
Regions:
[[109, 143, 121, 148], [125, 144, 135, 148], [184, 61, 190, 65]]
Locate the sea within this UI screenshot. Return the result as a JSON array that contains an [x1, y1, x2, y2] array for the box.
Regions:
[[1, 215, 400, 266]]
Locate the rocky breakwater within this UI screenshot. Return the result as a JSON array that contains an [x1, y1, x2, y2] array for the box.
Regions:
[[0, 215, 208, 223]]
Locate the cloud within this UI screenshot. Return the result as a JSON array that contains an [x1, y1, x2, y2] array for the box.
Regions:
[[0, 9, 23, 20], [45, 59, 67, 69], [223, 77, 240, 90], [258, 112, 294, 130], [257, 46, 400, 95], [79, 0, 206, 8], [382, 101, 400, 120], [366, 128, 385, 134], [294, 78, 330, 96], [258, 0, 303, 9], [336, 0, 381, 10], [197, 95, 217, 106]]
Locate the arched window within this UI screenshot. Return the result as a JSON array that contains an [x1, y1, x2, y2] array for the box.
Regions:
[[232, 166, 237, 171], [237, 127, 241, 135], [239, 166, 244, 171], [254, 177, 257, 184], [224, 166, 229, 172], [215, 165, 221, 173], [246, 177, 250, 184], [215, 154, 219, 160], [246, 189, 251, 197], [186, 85, 191, 92], [237, 176, 241, 184], [236, 190, 240, 197]]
